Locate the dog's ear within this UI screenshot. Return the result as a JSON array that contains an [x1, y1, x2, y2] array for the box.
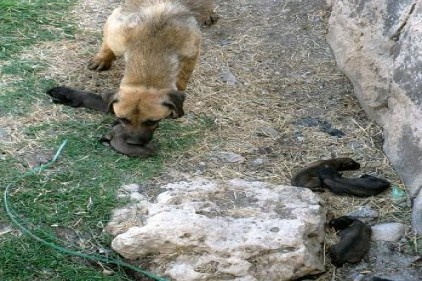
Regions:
[[101, 91, 118, 114], [163, 90, 186, 119]]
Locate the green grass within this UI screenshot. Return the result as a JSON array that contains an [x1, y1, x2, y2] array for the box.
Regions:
[[1, 117, 207, 281], [0, 0, 75, 59], [1, 235, 125, 281], [0, 1, 212, 280], [0, 0, 75, 116]]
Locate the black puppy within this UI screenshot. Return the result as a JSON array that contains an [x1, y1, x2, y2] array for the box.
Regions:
[[318, 167, 390, 197], [291, 158, 360, 191], [329, 216, 372, 267], [47, 86, 113, 113], [100, 122, 156, 157]]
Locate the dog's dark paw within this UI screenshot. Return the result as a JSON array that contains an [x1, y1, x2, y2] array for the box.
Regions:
[[46, 86, 83, 107]]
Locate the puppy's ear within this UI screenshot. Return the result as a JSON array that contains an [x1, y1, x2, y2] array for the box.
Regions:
[[164, 90, 186, 119], [101, 91, 118, 114]]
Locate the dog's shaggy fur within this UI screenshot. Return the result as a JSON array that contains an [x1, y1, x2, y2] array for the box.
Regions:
[[48, 0, 218, 148], [90, 0, 203, 145]]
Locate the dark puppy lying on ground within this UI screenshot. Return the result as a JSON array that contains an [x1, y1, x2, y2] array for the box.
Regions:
[[47, 86, 113, 113], [329, 216, 372, 267], [318, 167, 390, 197], [101, 122, 156, 157], [291, 158, 361, 190]]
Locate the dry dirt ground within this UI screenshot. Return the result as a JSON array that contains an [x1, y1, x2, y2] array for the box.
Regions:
[[20, 0, 419, 280]]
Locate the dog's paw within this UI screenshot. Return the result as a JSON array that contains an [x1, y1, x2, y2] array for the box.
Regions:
[[87, 56, 113, 71], [46, 86, 83, 107]]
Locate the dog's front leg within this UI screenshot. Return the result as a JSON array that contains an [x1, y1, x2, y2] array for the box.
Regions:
[[88, 8, 125, 71], [47, 86, 112, 113], [176, 55, 199, 91], [88, 43, 116, 71]]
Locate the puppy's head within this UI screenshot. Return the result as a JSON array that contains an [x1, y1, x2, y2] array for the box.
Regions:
[[105, 86, 185, 145], [335, 158, 361, 171], [329, 216, 356, 231]]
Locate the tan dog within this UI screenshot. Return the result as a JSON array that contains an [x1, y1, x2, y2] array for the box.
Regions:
[[88, 0, 203, 145], [48, 0, 218, 148]]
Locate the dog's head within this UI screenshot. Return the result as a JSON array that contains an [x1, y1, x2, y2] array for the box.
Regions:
[[335, 158, 361, 171], [104, 86, 185, 145]]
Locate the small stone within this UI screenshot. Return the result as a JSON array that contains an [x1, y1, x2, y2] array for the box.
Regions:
[[194, 169, 204, 175], [256, 127, 281, 139], [117, 194, 127, 199], [219, 39, 232, 46], [102, 269, 114, 276], [122, 184, 140, 193], [210, 151, 245, 163], [347, 140, 363, 149], [130, 192, 144, 201], [251, 158, 265, 166], [220, 68, 238, 85], [347, 206, 379, 222], [371, 223, 405, 242]]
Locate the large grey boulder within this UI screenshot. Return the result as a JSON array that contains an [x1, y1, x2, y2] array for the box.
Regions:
[[106, 178, 326, 281], [326, 0, 422, 233]]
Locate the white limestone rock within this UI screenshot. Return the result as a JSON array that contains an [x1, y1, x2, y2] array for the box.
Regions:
[[106, 178, 326, 281]]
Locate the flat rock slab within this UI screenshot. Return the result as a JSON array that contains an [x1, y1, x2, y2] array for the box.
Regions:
[[106, 178, 326, 281]]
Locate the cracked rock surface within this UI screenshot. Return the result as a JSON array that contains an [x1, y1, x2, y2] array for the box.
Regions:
[[326, 0, 422, 232], [106, 178, 326, 281]]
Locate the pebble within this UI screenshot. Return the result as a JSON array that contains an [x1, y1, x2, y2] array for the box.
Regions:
[[210, 151, 245, 163], [371, 223, 405, 242], [122, 184, 140, 193], [256, 127, 281, 139], [130, 192, 144, 201], [220, 68, 238, 85], [251, 158, 265, 166], [347, 205, 379, 222]]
